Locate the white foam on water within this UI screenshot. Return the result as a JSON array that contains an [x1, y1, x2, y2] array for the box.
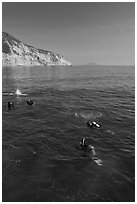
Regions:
[[74, 112, 79, 117], [74, 111, 102, 120], [15, 89, 27, 96], [2, 92, 13, 96], [2, 89, 27, 96], [16, 89, 22, 95], [90, 146, 103, 166], [93, 158, 103, 166], [106, 130, 115, 135]]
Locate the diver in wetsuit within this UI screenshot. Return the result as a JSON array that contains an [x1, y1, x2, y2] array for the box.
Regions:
[[27, 99, 34, 105], [87, 120, 100, 128], [79, 138, 88, 150], [79, 138, 97, 159], [8, 102, 14, 109]]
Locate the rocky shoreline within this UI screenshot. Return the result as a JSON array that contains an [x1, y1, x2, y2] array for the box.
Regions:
[[2, 32, 72, 67]]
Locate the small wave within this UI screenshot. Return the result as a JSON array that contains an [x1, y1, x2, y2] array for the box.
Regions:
[[10, 159, 21, 163], [8, 144, 37, 155]]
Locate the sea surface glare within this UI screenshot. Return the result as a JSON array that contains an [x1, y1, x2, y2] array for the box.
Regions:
[[2, 65, 135, 202]]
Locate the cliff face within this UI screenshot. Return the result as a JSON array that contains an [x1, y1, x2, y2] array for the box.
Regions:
[[2, 32, 72, 66]]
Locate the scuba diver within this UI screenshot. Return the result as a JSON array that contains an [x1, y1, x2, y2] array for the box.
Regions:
[[77, 137, 89, 157], [77, 138, 102, 165], [87, 120, 100, 128], [8, 102, 14, 109], [78, 138, 96, 156], [79, 137, 88, 150], [27, 99, 34, 106]]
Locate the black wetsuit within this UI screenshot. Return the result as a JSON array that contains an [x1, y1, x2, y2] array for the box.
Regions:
[[8, 102, 14, 109], [79, 138, 88, 150], [27, 100, 34, 105]]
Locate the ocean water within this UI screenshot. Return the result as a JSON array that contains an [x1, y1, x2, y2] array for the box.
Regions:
[[2, 65, 135, 202]]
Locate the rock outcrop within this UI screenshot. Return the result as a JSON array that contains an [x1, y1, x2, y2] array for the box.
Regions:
[[2, 32, 72, 66]]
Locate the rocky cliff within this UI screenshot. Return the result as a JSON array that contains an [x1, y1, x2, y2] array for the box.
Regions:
[[2, 32, 72, 66]]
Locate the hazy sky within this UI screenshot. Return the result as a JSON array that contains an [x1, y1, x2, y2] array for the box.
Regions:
[[2, 2, 135, 65]]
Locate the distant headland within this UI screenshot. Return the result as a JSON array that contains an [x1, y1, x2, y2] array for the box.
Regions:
[[2, 32, 72, 67]]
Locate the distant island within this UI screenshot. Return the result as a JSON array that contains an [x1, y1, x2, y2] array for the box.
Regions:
[[2, 32, 72, 67], [84, 62, 98, 66]]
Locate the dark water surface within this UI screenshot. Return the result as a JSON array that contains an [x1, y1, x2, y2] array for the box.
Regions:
[[2, 65, 135, 202]]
